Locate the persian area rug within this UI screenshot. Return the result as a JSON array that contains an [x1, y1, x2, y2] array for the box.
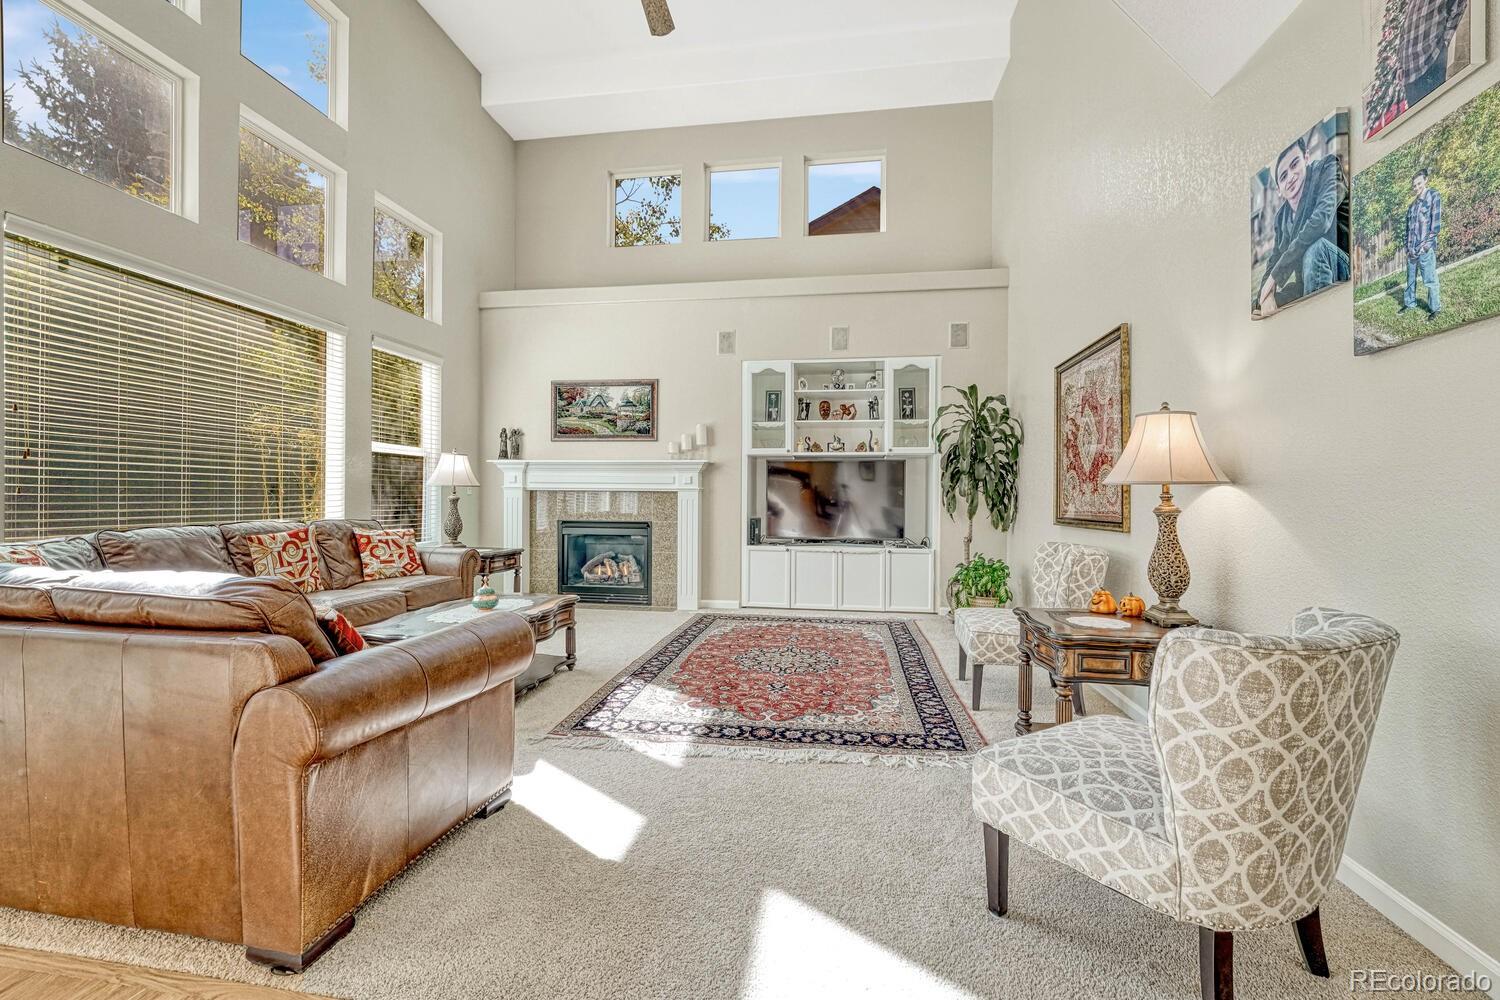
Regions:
[[548, 614, 985, 767]]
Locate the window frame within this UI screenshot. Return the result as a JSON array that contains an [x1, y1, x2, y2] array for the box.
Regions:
[[165, 0, 201, 22], [369, 337, 442, 542], [608, 167, 684, 249], [804, 153, 887, 237], [238, 0, 350, 127], [2, 0, 201, 220], [0, 217, 348, 538], [704, 160, 782, 243], [371, 193, 442, 324], [236, 105, 347, 282]]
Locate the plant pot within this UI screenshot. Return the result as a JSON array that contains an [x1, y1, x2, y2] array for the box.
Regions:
[[970, 596, 1000, 608]]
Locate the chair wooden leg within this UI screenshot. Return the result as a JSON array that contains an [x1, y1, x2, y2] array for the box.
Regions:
[[972, 662, 984, 710], [1293, 908, 1329, 978], [1199, 927, 1233, 1000], [958, 646, 967, 680], [982, 823, 1008, 916], [1071, 683, 1086, 715]]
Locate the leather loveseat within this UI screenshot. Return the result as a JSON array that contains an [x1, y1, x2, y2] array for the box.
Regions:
[[0, 522, 532, 971]]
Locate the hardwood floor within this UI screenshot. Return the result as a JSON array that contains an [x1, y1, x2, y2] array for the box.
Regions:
[[0, 947, 322, 1000]]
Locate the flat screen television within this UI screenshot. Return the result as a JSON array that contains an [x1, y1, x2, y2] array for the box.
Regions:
[[765, 459, 906, 542]]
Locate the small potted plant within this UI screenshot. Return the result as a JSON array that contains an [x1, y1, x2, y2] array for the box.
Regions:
[[950, 554, 1012, 609]]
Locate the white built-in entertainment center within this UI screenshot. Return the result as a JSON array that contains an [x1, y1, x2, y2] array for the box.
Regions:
[[740, 356, 939, 612]]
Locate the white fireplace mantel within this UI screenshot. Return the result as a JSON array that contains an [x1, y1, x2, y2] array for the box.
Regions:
[[489, 459, 708, 610]]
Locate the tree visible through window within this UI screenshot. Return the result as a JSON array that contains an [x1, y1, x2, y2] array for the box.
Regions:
[[237, 123, 329, 274], [614, 174, 684, 246], [373, 206, 428, 318], [2, 0, 177, 210], [370, 347, 439, 536]]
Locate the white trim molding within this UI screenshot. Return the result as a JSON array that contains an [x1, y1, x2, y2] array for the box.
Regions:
[[490, 459, 708, 610]]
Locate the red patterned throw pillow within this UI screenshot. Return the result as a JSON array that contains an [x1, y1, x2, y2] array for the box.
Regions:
[[244, 527, 324, 594], [0, 543, 47, 567], [354, 527, 425, 581], [312, 604, 366, 656]]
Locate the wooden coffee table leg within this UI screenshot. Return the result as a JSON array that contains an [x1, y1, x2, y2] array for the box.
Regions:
[[564, 622, 576, 670], [1015, 645, 1033, 737], [513, 566, 522, 593], [1055, 678, 1075, 727]]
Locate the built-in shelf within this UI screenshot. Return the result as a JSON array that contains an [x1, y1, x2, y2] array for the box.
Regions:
[[795, 419, 882, 426], [794, 387, 885, 396]]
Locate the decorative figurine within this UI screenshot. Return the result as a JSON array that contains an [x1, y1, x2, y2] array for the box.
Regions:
[[867, 430, 878, 451], [818, 400, 832, 420], [855, 440, 868, 452], [497, 428, 510, 459], [510, 428, 523, 458], [828, 434, 846, 452], [865, 375, 879, 389], [801, 434, 815, 452], [798, 398, 812, 420], [471, 574, 500, 611], [839, 403, 857, 420], [867, 396, 880, 420], [809, 440, 824, 452], [797, 376, 809, 390], [830, 368, 846, 389]]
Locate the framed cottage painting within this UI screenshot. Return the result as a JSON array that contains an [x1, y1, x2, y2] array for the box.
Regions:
[[1055, 325, 1130, 532], [551, 380, 659, 440]]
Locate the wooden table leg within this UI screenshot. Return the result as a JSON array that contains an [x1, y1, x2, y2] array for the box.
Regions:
[[1072, 684, 1087, 716], [1054, 677, 1075, 727], [1015, 645, 1033, 737], [564, 622, 576, 670]]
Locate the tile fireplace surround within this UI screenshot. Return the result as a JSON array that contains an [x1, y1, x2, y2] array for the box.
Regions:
[[489, 460, 707, 610]]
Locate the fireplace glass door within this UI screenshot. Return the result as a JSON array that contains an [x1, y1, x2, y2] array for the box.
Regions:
[[557, 521, 651, 605]]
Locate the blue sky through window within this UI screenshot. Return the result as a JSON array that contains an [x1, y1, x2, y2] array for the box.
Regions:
[[808, 160, 882, 221], [710, 166, 780, 240], [3, 0, 86, 131], [241, 0, 330, 116]]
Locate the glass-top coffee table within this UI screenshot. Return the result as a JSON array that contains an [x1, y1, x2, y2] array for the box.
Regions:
[[358, 593, 578, 695]]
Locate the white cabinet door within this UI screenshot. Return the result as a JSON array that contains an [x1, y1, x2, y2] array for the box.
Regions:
[[839, 549, 885, 611], [886, 549, 935, 612], [791, 548, 840, 610], [745, 547, 791, 607]]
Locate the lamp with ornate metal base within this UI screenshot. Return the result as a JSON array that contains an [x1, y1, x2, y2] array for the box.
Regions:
[[1104, 404, 1229, 629], [426, 452, 481, 547]]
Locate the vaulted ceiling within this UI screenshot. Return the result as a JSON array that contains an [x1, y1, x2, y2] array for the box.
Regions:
[[414, 0, 1303, 140]]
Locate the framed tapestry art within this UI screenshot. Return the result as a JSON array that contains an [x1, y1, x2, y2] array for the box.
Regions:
[[1055, 325, 1130, 532], [551, 380, 659, 440]]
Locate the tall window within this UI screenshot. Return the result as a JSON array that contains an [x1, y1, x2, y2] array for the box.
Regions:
[[708, 165, 780, 241], [373, 197, 440, 322], [237, 115, 338, 277], [370, 345, 440, 538], [807, 157, 884, 236], [2, 0, 189, 214], [613, 172, 682, 247], [1, 233, 345, 539], [240, 0, 345, 124]]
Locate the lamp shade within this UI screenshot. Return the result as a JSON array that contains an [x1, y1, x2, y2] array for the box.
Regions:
[[426, 452, 480, 488], [1104, 404, 1229, 486]]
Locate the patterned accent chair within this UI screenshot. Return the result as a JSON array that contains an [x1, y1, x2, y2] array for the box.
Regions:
[[953, 541, 1109, 710], [970, 609, 1400, 1000]]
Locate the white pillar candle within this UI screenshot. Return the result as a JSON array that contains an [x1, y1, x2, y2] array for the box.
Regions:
[[667, 440, 679, 456], [680, 432, 693, 452], [694, 423, 708, 447]]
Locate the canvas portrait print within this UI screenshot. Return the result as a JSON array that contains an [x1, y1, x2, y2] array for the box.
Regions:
[[551, 380, 659, 440], [1352, 81, 1500, 355], [1363, 0, 1486, 140], [1251, 111, 1351, 319], [1055, 325, 1130, 532]]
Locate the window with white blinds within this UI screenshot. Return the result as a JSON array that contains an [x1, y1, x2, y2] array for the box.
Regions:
[[370, 343, 439, 539], [1, 233, 345, 539]]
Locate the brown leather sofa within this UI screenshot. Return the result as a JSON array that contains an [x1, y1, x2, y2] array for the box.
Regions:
[[0, 523, 532, 972]]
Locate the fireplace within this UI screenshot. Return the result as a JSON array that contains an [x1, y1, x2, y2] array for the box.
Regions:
[[557, 521, 652, 605]]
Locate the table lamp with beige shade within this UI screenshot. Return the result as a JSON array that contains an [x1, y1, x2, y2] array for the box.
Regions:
[[426, 452, 481, 546], [1103, 403, 1230, 627]]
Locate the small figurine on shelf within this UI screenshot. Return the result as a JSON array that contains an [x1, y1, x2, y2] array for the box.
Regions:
[[497, 428, 510, 459], [809, 440, 824, 452], [867, 396, 880, 420], [800, 434, 815, 452], [510, 428, 523, 458], [865, 375, 879, 389], [868, 431, 880, 451], [830, 368, 846, 389], [797, 376, 808, 391], [818, 400, 832, 420], [828, 434, 846, 452], [798, 398, 812, 420], [855, 440, 868, 453]]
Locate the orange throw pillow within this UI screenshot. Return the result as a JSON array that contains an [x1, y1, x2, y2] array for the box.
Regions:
[[0, 543, 46, 567], [244, 527, 324, 594], [354, 527, 425, 580]]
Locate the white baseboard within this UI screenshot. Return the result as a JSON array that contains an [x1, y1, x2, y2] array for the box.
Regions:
[[1089, 685, 1497, 995], [699, 599, 741, 610], [1336, 855, 1499, 996]]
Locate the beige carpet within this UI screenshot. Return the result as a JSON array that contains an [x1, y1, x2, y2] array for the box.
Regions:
[[0, 609, 1468, 999]]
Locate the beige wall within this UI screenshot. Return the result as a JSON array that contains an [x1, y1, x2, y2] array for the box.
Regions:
[[513, 103, 994, 289], [0, 0, 516, 527], [478, 286, 1007, 604], [995, 0, 1500, 961]]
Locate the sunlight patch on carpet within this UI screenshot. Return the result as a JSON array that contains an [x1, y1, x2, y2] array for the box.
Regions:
[[513, 760, 645, 861]]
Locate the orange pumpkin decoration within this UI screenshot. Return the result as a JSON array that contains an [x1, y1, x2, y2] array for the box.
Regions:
[[1118, 593, 1146, 618], [1089, 589, 1117, 614]]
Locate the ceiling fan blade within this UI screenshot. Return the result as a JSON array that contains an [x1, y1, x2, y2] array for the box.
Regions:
[[641, 0, 675, 36]]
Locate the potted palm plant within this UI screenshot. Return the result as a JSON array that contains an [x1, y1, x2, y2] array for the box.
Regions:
[[934, 384, 1023, 611]]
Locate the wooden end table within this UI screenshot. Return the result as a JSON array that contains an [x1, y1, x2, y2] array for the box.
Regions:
[[475, 547, 524, 593], [1012, 608, 1171, 737], [358, 593, 577, 695]]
